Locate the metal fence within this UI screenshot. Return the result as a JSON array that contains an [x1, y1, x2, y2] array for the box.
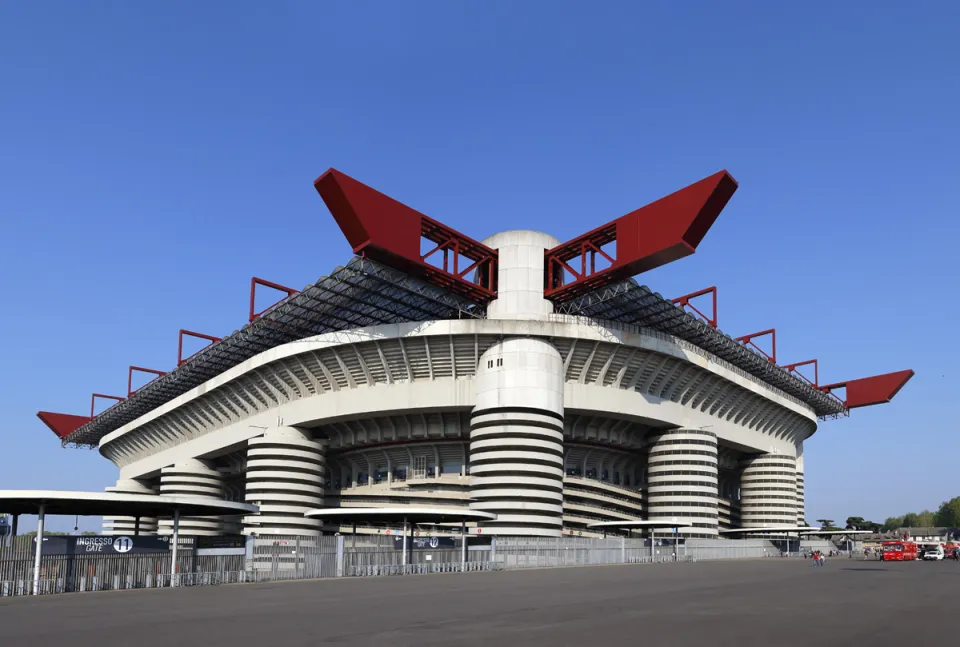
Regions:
[[1, 534, 785, 598]]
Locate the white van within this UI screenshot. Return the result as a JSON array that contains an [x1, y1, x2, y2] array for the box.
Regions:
[[922, 544, 944, 561]]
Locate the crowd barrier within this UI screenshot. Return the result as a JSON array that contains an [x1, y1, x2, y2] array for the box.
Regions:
[[0, 534, 793, 598]]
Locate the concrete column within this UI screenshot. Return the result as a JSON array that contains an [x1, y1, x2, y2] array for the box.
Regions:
[[740, 453, 797, 528], [470, 338, 564, 537], [244, 426, 325, 536], [646, 429, 719, 537], [482, 230, 560, 321], [103, 478, 158, 535], [795, 451, 806, 526]]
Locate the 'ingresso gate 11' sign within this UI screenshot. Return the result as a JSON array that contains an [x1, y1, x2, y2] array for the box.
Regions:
[[35, 536, 170, 555]]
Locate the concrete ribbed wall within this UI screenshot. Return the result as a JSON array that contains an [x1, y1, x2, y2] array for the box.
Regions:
[[470, 338, 564, 536], [646, 429, 718, 537], [740, 453, 797, 528], [243, 427, 325, 536]]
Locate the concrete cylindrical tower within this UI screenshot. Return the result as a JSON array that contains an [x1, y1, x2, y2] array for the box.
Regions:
[[158, 459, 226, 536], [482, 230, 559, 321], [470, 338, 565, 536], [740, 453, 797, 528], [646, 429, 719, 537], [243, 427, 325, 536], [795, 453, 806, 526], [102, 478, 158, 535]]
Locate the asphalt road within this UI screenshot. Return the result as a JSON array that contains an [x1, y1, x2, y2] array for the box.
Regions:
[[1, 558, 956, 646]]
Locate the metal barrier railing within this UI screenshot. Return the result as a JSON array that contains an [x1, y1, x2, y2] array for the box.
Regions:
[[0, 536, 782, 598]]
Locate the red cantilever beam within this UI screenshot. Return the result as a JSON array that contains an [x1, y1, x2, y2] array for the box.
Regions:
[[177, 329, 222, 366], [90, 393, 124, 418], [128, 366, 167, 397], [36, 412, 93, 439], [736, 329, 777, 363], [672, 286, 718, 328], [314, 169, 498, 303], [783, 359, 818, 388], [820, 369, 915, 409], [544, 170, 738, 302], [249, 277, 299, 323]]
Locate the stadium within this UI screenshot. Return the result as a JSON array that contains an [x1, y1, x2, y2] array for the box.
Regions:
[[37, 167, 913, 541]]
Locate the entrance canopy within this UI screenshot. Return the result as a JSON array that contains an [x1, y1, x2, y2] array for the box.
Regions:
[[586, 520, 693, 531], [0, 490, 257, 517], [799, 529, 873, 537], [719, 526, 820, 536], [0, 490, 257, 594], [305, 507, 496, 525]]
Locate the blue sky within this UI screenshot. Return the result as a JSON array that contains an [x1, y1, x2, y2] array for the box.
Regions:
[[1, 1, 955, 532]]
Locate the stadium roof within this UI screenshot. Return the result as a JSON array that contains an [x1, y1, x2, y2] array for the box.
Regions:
[[50, 258, 484, 448], [554, 279, 848, 417], [44, 255, 849, 449]]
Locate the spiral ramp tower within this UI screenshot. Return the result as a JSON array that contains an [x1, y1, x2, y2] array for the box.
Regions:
[[469, 338, 565, 537], [157, 459, 227, 536], [645, 429, 719, 537], [102, 478, 158, 535], [739, 453, 797, 528], [243, 427, 326, 536]]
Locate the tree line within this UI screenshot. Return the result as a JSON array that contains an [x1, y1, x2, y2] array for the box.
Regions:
[[817, 496, 960, 533]]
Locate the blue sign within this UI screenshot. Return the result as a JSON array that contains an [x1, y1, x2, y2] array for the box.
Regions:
[[35, 535, 170, 555], [0, 516, 8, 538]]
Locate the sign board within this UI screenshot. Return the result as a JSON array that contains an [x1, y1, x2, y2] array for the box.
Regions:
[[196, 535, 246, 550], [35, 535, 170, 555], [393, 536, 457, 550]]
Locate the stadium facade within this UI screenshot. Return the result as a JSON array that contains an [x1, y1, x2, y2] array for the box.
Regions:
[[38, 168, 913, 539]]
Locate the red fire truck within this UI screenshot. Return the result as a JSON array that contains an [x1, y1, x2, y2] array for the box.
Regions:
[[882, 540, 918, 561]]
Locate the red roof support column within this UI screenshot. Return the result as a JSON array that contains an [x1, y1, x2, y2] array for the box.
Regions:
[[314, 169, 498, 303], [36, 412, 93, 439], [249, 277, 299, 323], [127, 366, 167, 397], [177, 330, 222, 366], [736, 329, 777, 363], [671, 286, 718, 328], [783, 359, 818, 388], [820, 370, 915, 409], [544, 170, 738, 302], [91, 393, 124, 418]]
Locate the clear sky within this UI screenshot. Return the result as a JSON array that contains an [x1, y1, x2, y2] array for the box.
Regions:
[[1, 1, 956, 533]]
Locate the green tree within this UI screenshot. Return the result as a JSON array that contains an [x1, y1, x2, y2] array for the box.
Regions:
[[934, 497, 960, 527], [917, 510, 936, 527], [901, 512, 920, 528], [883, 516, 905, 531], [817, 519, 835, 530], [845, 516, 866, 530]]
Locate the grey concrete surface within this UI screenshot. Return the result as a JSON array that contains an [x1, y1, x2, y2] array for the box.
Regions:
[[1, 559, 956, 646]]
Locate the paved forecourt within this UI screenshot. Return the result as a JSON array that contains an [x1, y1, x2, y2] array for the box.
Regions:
[[1, 559, 956, 646]]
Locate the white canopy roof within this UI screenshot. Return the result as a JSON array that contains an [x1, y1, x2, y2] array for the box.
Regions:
[[586, 520, 693, 530], [0, 490, 258, 517], [305, 507, 497, 524]]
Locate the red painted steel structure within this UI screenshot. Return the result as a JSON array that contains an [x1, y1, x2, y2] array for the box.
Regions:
[[544, 171, 738, 301], [90, 393, 124, 418], [672, 286, 718, 328], [737, 329, 777, 363], [314, 169, 498, 303], [820, 370, 915, 409], [177, 329, 222, 366], [249, 277, 299, 323], [36, 412, 93, 439], [127, 366, 167, 398], [783, 359, 818, 388]]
